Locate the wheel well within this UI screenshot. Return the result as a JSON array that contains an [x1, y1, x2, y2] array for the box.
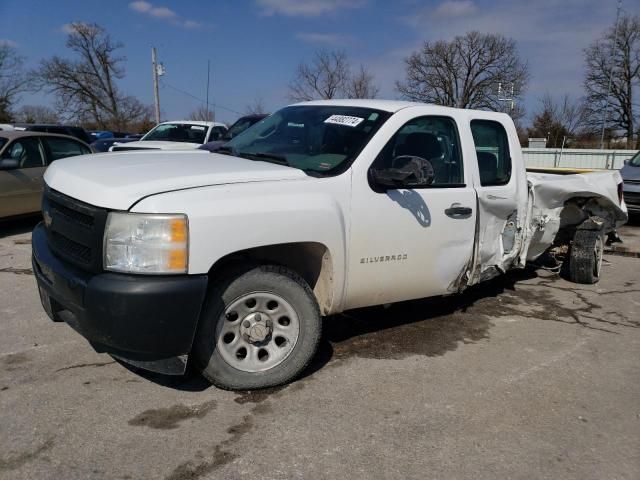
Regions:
[[208, 242, 335, 315]]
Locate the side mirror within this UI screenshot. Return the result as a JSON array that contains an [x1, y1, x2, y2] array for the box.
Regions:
[[0, 158, 19, 170], [370, 156, 435, 191], [623, 159, 630, 166]]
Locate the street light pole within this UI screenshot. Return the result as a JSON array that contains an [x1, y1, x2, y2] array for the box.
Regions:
[[152, 47, 161, 124]]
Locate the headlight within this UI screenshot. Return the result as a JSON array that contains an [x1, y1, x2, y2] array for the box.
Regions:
[[104, 213, 188, 274]]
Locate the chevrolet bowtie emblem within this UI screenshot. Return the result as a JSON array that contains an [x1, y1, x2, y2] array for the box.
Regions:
[[43, 209, 52, 228]]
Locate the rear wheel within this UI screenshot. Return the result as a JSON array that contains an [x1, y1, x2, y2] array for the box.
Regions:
[[193, 265, 321, 390], [568, 229, 605, 284]]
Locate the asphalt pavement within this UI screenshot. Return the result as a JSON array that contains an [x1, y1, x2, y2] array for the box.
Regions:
[[1, 218, 639, 480]]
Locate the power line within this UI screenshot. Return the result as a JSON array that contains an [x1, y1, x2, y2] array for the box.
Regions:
[[159, 80, 243, 116]]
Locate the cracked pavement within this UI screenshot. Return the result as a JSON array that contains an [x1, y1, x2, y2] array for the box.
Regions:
[[1, 217, 639, 480]]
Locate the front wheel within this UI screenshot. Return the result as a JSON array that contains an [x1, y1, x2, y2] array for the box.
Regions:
[[193, 265, 321, 390]]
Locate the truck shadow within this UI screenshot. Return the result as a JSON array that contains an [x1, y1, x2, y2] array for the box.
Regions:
[[315, 267, 537, 366], [126, 268, 538, 392], [0, 216, 41, 239]]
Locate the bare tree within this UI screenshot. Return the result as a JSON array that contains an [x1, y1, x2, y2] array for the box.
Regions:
[[528, 93, 587, 147], [14, 105, 60, 124], [344, 64, 379, 99], [244, 97, 267, 115], [188, 105, 214, 121], [583, 15, 640, 148], [34, 22, 150, 130], [396, 31, 528, 117], [288, 50, 350, 101], [0, 44, 30, 121]]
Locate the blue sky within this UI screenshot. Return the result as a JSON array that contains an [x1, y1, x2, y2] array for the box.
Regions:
[[1, 0, 639, 125]]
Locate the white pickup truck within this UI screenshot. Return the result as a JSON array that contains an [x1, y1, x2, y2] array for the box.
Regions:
[[32, 100, 627, 390]]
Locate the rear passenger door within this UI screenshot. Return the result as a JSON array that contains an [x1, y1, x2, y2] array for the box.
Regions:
[[0, 138, 47, 217], [469, 118, 528, 280]]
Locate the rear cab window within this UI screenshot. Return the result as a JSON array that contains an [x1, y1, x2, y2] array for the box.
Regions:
[[470, 120, 511, 186]]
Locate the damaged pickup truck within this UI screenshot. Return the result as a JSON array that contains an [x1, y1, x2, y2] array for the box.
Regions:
[[32, 100, 627, 390]]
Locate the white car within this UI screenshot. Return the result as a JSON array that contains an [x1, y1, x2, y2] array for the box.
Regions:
[[110, 120, 227, 151], [33, 100, 627, 390]]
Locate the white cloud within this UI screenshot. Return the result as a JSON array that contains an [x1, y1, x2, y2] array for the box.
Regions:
[[58, 22, 94, 35], [0, 39, 18, 48], [435, 0, 477, 18], [183, 20, 202, 29], [256, 0, 366, 17], [128, 1, 201, 28], [295, 32, 352, 46]]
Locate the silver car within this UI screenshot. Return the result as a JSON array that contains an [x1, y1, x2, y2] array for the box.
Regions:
[[0, 131, 91, 219], [621, 151, 640, 215]]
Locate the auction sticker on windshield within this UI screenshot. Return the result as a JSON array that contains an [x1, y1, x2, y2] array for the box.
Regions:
[[324, 115, 364, 127]]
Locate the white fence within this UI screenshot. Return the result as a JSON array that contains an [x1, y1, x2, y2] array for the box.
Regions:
[[522, 148, 638, 170]]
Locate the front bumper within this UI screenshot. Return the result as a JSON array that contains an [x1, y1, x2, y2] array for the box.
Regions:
[[32, 222, 208, 374], [623, 184, 640, 213]]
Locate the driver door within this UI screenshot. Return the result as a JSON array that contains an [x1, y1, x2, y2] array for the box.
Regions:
[[345, 113, 477, 309]]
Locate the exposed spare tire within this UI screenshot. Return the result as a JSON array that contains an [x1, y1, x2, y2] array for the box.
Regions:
[[568, 223, 605, 285]]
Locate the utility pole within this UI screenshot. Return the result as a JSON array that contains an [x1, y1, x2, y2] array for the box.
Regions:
[[152, 47, 161, 124], [599, 0, 622, 150], [206, 60, 211, 121]]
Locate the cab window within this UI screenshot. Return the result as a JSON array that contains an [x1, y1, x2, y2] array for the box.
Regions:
[[43, 137, 90, 162], [470, 120, 511, 186], [3, 138, 46, 168], [372, 116, 464, 187], [208, 126, 226, 142]]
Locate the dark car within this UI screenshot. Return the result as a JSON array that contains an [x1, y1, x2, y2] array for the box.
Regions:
[[0, 131, 91, 219], [14, 124, 93, 145], [199, 114, 268, 152], [621, 151, 640, 215], [90, 137, 138, 153]]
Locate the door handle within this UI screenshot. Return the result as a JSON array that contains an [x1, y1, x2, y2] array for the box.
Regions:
[[445, 204, 472, 218]]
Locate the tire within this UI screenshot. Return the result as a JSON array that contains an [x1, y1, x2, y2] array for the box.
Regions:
[[568, 229, 605, 284], [193, 264, 321, 390]]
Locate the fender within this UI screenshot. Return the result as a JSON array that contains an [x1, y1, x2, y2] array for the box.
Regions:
[[131, 174, 351, 314]]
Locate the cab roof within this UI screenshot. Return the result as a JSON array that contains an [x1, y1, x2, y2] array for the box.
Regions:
[[290, 99, 512, 120]]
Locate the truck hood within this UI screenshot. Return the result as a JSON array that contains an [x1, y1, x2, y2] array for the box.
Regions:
[[111, 140, 201, 150], [44, 150, 307, 210]]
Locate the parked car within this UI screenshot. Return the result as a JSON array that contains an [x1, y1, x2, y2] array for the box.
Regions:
[[199, 114, 268, 152], [33, 100, 627, 390], [90, 137, 138, 153], [89, 131, 135, 141], [13, 123, 93, 145], [110, 121, 227, 152], [620, 151, 640, 214], [0, 131, 91, 219]]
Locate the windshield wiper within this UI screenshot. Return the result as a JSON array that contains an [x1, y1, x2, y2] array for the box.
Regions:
[[215, 145, 236, 156], [238, 151, 290, 166]]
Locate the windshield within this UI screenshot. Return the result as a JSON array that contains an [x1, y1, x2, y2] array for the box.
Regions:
[[143, 123, 208, 144], [629, 151, 640, 167], [224, 106, 391, 175]]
